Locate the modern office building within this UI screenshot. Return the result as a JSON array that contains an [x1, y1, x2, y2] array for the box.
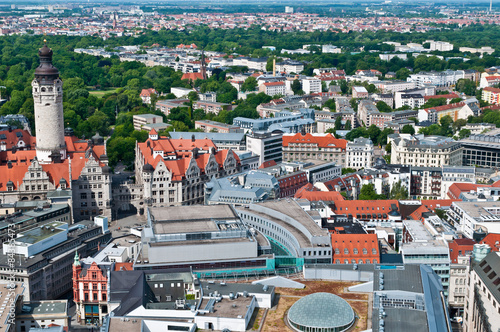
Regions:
[[136, 205, 274, 275], [461, 129, 500, 168], [400, 219, 451, 294], [0, 218, 111, 301], [372, 264, 451, 332], [236, 200, 332, 269], [246, 132, 283, 166]]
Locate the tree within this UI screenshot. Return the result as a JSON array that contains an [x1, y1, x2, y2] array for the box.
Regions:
[[323, 98, 336, 110], [450, 97, 463, 104], [345, 120, 352, 130], [389, 180, 409, 200], [401, 124, 415, 135], [335, 116, 342, 130], [458, 128, 471, 139], [456, 79, 476, 96], [376, 101, 392, 113], [187, 91, 199, 103], [241, 76, 257, 92], [422, 97, 447, 109], [396, 68, 411, 80], [342, 168, 356, 175], [452, 118, 467, 132], [350, 98, 358, 112], [359, 183, 385, 200], [291, 79, 302, 95], [339, 80, 349, 94]]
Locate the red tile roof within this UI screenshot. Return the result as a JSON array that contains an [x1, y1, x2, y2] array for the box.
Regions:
[[425, 102, 465, 112], [333, 200, 399, 219], [447, 183, 489, 199], [182, 72, 204, 81], [0, 129, 35, 150], [282, 133, 347, 150], [0, 139, 105, 192], [483, 87, 500, 93], [480, 233, 500, 252], [449, 238, 475, 263], [421, 199, 461, 210], [137, 136, 239, 181], [263, 81, 285, 87], [294, 183, 345, 201], [140, 88, 157, 97], [259, 160, 277, 169], [424, 93, 460, 100], [331, 233, 380, 264]]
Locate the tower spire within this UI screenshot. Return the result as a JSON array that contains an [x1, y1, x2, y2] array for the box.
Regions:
[[74, 251, 81, 266]]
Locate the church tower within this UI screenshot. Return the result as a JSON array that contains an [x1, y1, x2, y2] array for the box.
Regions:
[[32, 41, 66, 163]]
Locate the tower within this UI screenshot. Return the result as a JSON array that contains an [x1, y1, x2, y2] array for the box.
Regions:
[[32, 41, 66, 163], [72, 251, 82, 302]]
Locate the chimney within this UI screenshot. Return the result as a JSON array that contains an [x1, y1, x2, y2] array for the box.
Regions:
[[273, 58, 276, 77]]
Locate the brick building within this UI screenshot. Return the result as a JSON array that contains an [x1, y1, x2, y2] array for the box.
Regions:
[[72, 252, 109, 325]]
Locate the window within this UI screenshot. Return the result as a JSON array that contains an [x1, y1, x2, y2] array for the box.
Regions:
[[344, 248, 349, 254]]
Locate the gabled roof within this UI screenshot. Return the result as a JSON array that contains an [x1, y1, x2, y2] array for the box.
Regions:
[[282, 133, 347, 149], [424, 93, 459, 100], [447, 182, 488, 199], [480, 233, 500, 252], [140, 88, 157, 97], [294, 183, 345, 201], [483, 87, 500, 93], [181, 72, 204, 81], [425, 102, 465, 112], [0, 129, 35, 150]]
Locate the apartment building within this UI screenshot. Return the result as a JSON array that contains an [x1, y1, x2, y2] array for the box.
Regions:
[[352, 86, 368, 98], [301, 78, 321, 94], [133, 114, 164, 131], [389, 134, 463, 167], [464, 250, 500, 332], [193, 100, 232, 115], [447, 201, 500, 239], [427, 40, 454, 51], [399, 93, 425, 109], [407, 70, 464, 88], [448, 239, 475, 317], [482, 87, 500, 105], [194, 120, 243, 133], [259, 81, 286, 96], [346, 138, 374, 170], [282, 133, 347, 167], [155, 99, 190, 115]]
